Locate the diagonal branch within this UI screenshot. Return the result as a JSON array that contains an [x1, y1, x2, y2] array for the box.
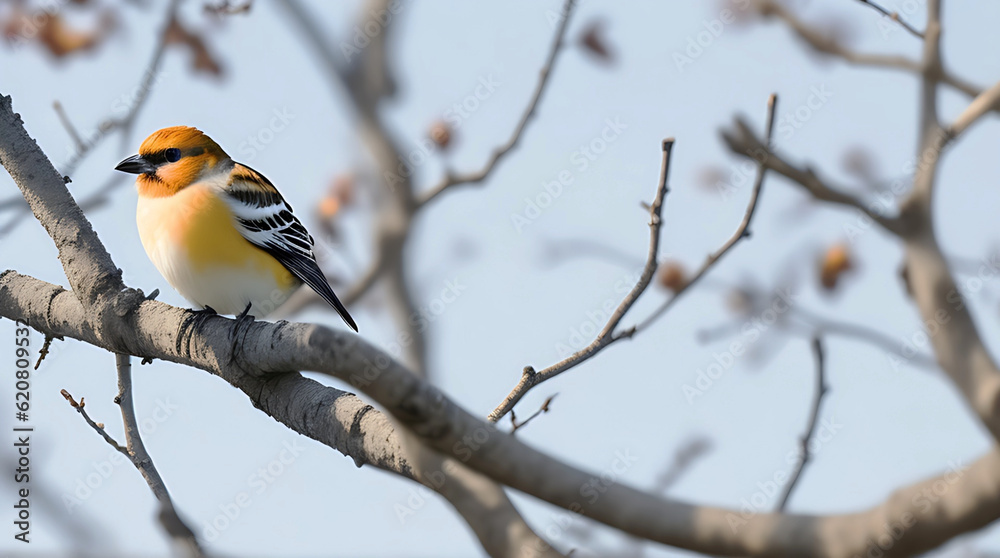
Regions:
[[851, 0, 925, 39], [635, 97, 778, 333], [0, 0, 180, 232], [7, 260, 1000, 558], [60, 378, 203, 557], [721, 116, 906, 235], [754, 0, 980, 98], [775, 336, 829, 511], [0, 92, 557, 558], [488, 136, 677, 423], [489, 95, 778, 423], [6, 80, 1000, 556], [415, 0, 575, 208], [114, 353, 203, 556]]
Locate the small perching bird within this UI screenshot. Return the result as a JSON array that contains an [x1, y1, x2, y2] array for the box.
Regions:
[[116, 126, 357, 331]]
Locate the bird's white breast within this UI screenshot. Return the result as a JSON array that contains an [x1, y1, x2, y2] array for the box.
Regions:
[[136, 182, 300, 316]]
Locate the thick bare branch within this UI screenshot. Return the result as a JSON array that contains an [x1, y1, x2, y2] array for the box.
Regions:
[[0, 91, 555, 558], [6, 269, 1000, 557], [889, 0, 1000, 446]]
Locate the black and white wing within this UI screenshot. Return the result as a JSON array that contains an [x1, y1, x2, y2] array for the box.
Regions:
[[223, 163, 358, 331]]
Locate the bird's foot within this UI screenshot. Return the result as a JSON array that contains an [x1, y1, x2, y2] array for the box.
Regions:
[[176, 306, 218, 355], [229, 302, 255, 364]]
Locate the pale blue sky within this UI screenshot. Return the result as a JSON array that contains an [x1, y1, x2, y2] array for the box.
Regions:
[[3, 0, 1000, 556]]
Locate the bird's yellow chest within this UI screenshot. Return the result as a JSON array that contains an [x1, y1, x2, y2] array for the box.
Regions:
[[136, 184, 298, 314], [141, 185, 250, 268]]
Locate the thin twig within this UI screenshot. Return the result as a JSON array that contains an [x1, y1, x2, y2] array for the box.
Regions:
[[776, 336, 829, 511], [852, 0, 925, 39], [757, 0, 979, 98], [510, 394, 557, 434], [652, 437, 712, 494], [696, 305, 938, 370], [489, 95, 778, 423], [791, 307, 937, 370], [52, 100, 84, 152], [114, 354, 205, 557], [34, 334, 57, 369], [720, 116, 905, 235], [634, 95, 778, 334], [415, 0, 576, 209], [488, 136, 677, 423], [539, 237, 646, 269], [63, 0, 180, 175], [61, 389, 128, 454]]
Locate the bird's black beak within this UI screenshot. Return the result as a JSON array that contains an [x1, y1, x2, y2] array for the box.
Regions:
[[115, 154, 156, 175]]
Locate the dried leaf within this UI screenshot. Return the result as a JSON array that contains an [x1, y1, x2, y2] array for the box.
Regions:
[[578, 18, 614, 65], [165, 16, 224, 76]]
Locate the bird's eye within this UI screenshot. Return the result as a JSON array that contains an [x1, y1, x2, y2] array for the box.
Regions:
[[165, 148, 182, 163]]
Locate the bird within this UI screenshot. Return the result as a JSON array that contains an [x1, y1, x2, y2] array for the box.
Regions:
[[115, 126, 358, 332]]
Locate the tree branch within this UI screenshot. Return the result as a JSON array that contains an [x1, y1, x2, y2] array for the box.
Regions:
[[60, 372, 204, 558], [775, 336, 829, 511], [754, 0, 980, 98], [488, 136, 677, 423], [721, 116, 906, 235], [635, 97, 778, 333], [6, 270, 1000, 557], [415, 0, 576, 208], [852, 0, 925, 39], [4, 71, 1000, 556]]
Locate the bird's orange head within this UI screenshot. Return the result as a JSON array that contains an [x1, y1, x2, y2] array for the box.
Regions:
[[115, 126, 230, 197]]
